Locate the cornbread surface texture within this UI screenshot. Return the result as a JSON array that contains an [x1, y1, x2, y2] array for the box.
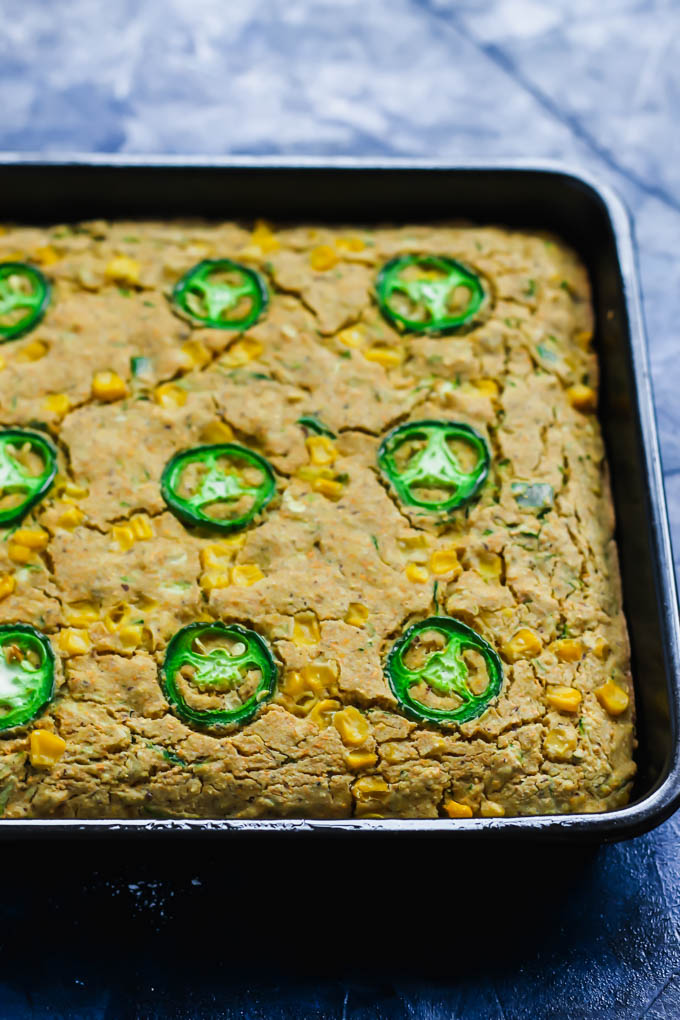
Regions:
[[0, 219, 635, 819]]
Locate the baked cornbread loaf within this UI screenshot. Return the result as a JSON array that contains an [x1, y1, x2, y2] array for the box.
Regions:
[[0, 219, 635, 819]]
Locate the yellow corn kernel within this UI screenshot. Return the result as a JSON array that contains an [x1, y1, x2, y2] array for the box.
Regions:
[[312, 477, 344, 500], [567, 384, 597, 413], [32, 245, 60, 266], [250, 219, 279, 253], [200, 545, 229, 571], [13, 528, 49, 551], [353, 776, 389, 801], [595, 681, 630, 716], [552, 637, 583, 663], [118, 623, 144, 648], [405, 563, 429, 584], [44, 393, 71, 417], [92, 371, 128, 402], [336, 236, 365, 252], [292, 611, 320, 646], [29, 730, 66, 768], [334, 706, 370, 747], [305, 435, 336, 466], [345, 750, 378, 770], [200, 570, 232, 592], [474, 378, 499, 398], [479, 800, 505, 818], [476, 551, 502, 580], [575, 330, 593, 349], [546, 685, 583, 713], [105, 255, 140, 285], [543, 726, 578, 761], [7, 543, 32, 564], [308, 698, 341, 729], [154, 382, 187, 409], [15, 339, 48, 363], [503, 628, 542, 662], [593, 637, 610, 660], [200, 420, 234, 444], [443, 798, 474, 819], [0, 574, 15, 601], [296, 464, 333, 483], [129, 514, 154, 542], [112, 524, 135, 551], [398, 534, 430, 551], [344, 602, 369, 628], [430, 548, 461, 576], [231, 563, 264, 587], [58, 628, 91, 657], [303, 663, 338, 689], [225, 339, 263, 365], [336, 326, 364, 349], [0, 354, 5, 371], [0, 251, 26, 262], [64, 602, 99, 627], [54, 478, 89, 501], [179, 339, 211, 370], [363, 346, 402, 368], [57, 505, 85, 530], [310, 245, 338, 271]]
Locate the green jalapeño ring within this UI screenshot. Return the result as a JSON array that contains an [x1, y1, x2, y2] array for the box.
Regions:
[[162, 621, 278, 729], [161, 443, 276, 533], [0, 429, 58, 526], [172, 259, 268, 331], [385, 616, 503, 726], [377, 420, 490, 514], [0, 262, 51, 342], [0, 624, 56, 732], [376, 255, 485, 334]]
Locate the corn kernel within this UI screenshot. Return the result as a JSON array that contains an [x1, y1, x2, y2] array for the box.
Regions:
[[57, 505, 85, 530], [503, 628, 542, 662], [363, 347, 402, 368], [312, 477, 344, 500], [334, 706, 370, 747], [0, 574, 15, 601], [336, 236, 365, 252], [0, 354, 5, 370], [595, 681, 630, 716], [567, 384, 597, 413], [546, 685, 583, 713], [92, 371, 128, 402], [15, 339, 48, 363], [154, 383, 187, 409], [476, 552, 502, 580], [310, 245, 338, 271], [251, 219, 279, 253], [64, 602, 99, 627], [302, 662, 338, 688], [593, 637, 610, 660], [308, 698, 341, 728], [105, 255, 140, 285], [200, 545, 230, 571], [7, 544, 31, 564], [544, 726, 578, 761], [398, 534, 430, 551], [336, 326, 364, 349], [200, 570, 232, 592], [474, 378, 499, 398], [32, 245, 60, 266], [118, 623, 144, 648], [130, 514, 154, 542], [443, 798, 474, 819], [112, 524, 135, 551], [353, 776, 389, 800], [430, 548, 461, 576], [29, 730, 66, 768], [305, 435, 336, 466], [552, 637, 583, 662], [479, 800, 505, 818], [344, 602, 369, 628], [345, 750, 378, 770], [58, 628, 91, 657], [225, 339, 263, 365], [200, 420, 234, 444], [179, 339, 211, 370], [14, 528, 49, 551], [44, 393, 71, 417], [292, 611, 320, 646], [55, 478, 89, 501], [231, 563, 264, 587], [406, 563, 429, 584]]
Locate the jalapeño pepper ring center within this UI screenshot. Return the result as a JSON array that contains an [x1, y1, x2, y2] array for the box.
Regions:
[[0, 262, 51, 342], [376, 255, 485, 334], [385, 617, 502, 725], [378, 420, 489, 513], [0, 429, 58, 526], [172, 259, 268, 330], [0, 624, 55, 732], [162, 622, 278, 728], [161, 443, 276, 533]]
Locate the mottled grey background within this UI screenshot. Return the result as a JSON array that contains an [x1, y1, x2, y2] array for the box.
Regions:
[[2, 2, 680, 1018]]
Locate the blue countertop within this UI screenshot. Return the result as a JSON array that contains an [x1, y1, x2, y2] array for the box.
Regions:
[[1, 1, 679, 1016]]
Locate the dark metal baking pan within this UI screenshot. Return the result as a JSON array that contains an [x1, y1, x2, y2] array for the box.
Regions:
[[0, 155, 677, 842]]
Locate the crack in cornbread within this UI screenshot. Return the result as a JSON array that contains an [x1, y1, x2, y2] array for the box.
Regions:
[[0, 219, 635, 819]]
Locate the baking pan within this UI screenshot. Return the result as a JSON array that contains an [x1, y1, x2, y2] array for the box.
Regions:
[[0, 155, 677, 842]]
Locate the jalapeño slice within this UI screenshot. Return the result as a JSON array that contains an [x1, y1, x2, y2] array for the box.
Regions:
[[172, 259, 268, 330], [161, 621, 278, 728], [161, 443, 276, 533], [385, 616, 502, 725], [376, 255, 485, 334], [377, 420, 489, 514], [0, 429, 57, 526], [0, 624, 55, 732], [0, 263, 51, 342]]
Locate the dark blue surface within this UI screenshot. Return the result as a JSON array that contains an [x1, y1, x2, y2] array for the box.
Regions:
[[1, 2, 680, 1016]]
